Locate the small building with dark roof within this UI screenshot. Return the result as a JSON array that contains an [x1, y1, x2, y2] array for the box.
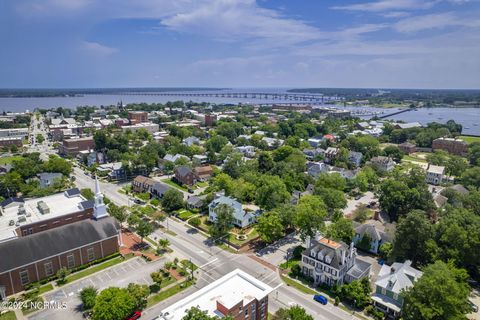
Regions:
[[174, 166, 196, 186]]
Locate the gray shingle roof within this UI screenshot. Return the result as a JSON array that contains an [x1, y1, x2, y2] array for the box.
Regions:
[[65, 188, 81, 197], [175, 166, 192, 178], [0, 217, 119, 273]]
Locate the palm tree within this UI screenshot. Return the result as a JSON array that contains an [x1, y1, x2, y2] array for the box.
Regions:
[[158, 238, 170, 252]]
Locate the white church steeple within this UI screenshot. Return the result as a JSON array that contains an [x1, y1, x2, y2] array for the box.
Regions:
[[93, 175, 108, 220]]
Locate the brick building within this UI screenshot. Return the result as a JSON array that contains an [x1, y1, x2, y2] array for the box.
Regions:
[[128, 111, 148, 125], [0, 188, 93, 242], [0, 217, 119, 298], [157, 269, 273, 320], [0, 137, 23, 147], [174, 166, 196, 186], [398, 142, 416, 154], [432, 137, 468, 156], [59, 137, 95, 156]]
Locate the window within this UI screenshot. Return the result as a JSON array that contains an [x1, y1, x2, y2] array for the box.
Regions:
[[67, 254, 75, 269], [44, 262, 53, 276], [19, 269, 29, 286], [28, 228, 33, 234], [22, 230, 28, 236], [87, 248, 95, 262]]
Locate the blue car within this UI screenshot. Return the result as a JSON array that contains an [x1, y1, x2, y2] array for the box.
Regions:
[[313, 294, 328, 305]]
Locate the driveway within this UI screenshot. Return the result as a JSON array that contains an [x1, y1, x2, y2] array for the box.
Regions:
[[343, 191, 377, 216], [255, 233, 302, 267]]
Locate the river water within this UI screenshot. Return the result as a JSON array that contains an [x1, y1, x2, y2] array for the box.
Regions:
[[0, 90, 479, 135]]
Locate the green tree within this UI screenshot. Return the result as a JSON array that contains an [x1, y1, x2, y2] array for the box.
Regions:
[[92, 287, 136, 320], [136, 220, 153, 243], [79, 286, 97, 310], [337, 278, 371, 309], [258, 152, 274, 173], [325, 217, 355, 243], [315, 187, 347, 213], [36, 134, 45, 144], [391, 210, 435, 266], [182, 307, 232, 320], [161, 189, 184, 213], [108, 203, 127, 227], [206, 135, 228, 153], [209, 203, 235, 240], [158, 238, 170, 251], [255, 175, 290, 210], [460, 167, 480, 188], [314, 172, 346, 191], [256, 210, 284, 243], [42, 155, 72, 176], [403, 261, 471, 320], [294, 195, 328, 240], [80, 188, 95, 200], [272, 306, 314, 320], [383, 145, 404, 162], [56, 267, 71, 283], [126, 283, 149, 309]]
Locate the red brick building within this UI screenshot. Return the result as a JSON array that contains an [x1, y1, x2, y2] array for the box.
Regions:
[[128, 111, 148, 125], [0, 217, 119, 298], [157, 269, 272, 320], [432, 137, 468, 156], [0, 137, 22, 147], [205, 114, 217, 127], [398, 142, 416, 154], [174, 166, 196, 186], [59, 137, 95, 156]]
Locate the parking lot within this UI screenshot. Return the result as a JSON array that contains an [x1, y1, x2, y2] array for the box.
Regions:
[[44, 258, 151, 304]]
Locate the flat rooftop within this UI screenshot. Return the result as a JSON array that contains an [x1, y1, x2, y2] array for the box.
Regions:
[[156, 269, 274, 320], [0, 192, 87, 242]]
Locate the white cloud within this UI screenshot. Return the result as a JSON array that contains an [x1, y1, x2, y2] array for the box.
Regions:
[[381, 11, 412, 18], [81, 41, 118, 56], [331, 0, 436, 12], [393, 12, 480, 32]]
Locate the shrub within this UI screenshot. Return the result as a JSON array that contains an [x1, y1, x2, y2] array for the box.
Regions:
[[189, 217, 201, 227]]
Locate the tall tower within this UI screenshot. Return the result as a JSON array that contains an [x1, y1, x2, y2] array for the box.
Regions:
[[93, 175, 108, 220]]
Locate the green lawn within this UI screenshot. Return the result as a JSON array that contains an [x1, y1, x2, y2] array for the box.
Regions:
[[402, 154, 427, 163], [177, 209, 196, 221], [228, 228, 259, 246], [0, 156, 22, 165], [459, 135, 480, 144], [0, 311, 17, 320], [280, 275, 316, 295], [161, 178, 189, 192], [147, 280, 194, 307], [63, 256, 126, 284]]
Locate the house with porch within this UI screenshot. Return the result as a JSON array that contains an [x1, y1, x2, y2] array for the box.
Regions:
[[372, 260, 422, 319]]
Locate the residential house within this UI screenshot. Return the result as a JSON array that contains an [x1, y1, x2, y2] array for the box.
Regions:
[[372, 261, 422, 319], [290, 184, 314, 205], [308, 137, 323, 148], [183, 136, 200, 147], [193, 165, 214, 181], [235, 146, 256, 158], [37, 172, 63, 188], [303, 148, 325, 160], [398, 142, 416, 154], [261, 137, 284, 149], [174, 166, 196, 186], [132, 176, 156, 193], [307, 162, 328, 178], [193, 154, 208, 165], [324, 147, 339, 164], [353, 223, 392, 255], [186, 195, 204, 210], [425, 164, 445, 185], [370, 156, 395, 172], [208, 194, 261, 229], [300, 235, 371, 286], [151, 182, 171, 199], [97, 162, 125, 181], [163, 154, 189, 164], [348, 151, 363, 167]]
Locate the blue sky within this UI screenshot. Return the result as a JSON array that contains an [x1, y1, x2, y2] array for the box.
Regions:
[[1, 0, 479, 89]]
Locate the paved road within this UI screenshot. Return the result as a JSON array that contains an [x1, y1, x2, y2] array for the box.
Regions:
[[144, 218, 359, 320], [29, 258, 164, 320], [73, 166, 131, 206], [69, 164, 361, 320]]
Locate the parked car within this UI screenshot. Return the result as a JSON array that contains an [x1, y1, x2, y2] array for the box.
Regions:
[[126, 311, 142, 320], [313, 294, 328, 305]]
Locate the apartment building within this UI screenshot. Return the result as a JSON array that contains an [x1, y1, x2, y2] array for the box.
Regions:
[[155, 269, 273, 320]]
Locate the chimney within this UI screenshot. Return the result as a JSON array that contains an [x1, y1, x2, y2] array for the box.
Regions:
[[349, 242, 354, 259], [341, 249, 346, 265], [305, 236, 311, 249]]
